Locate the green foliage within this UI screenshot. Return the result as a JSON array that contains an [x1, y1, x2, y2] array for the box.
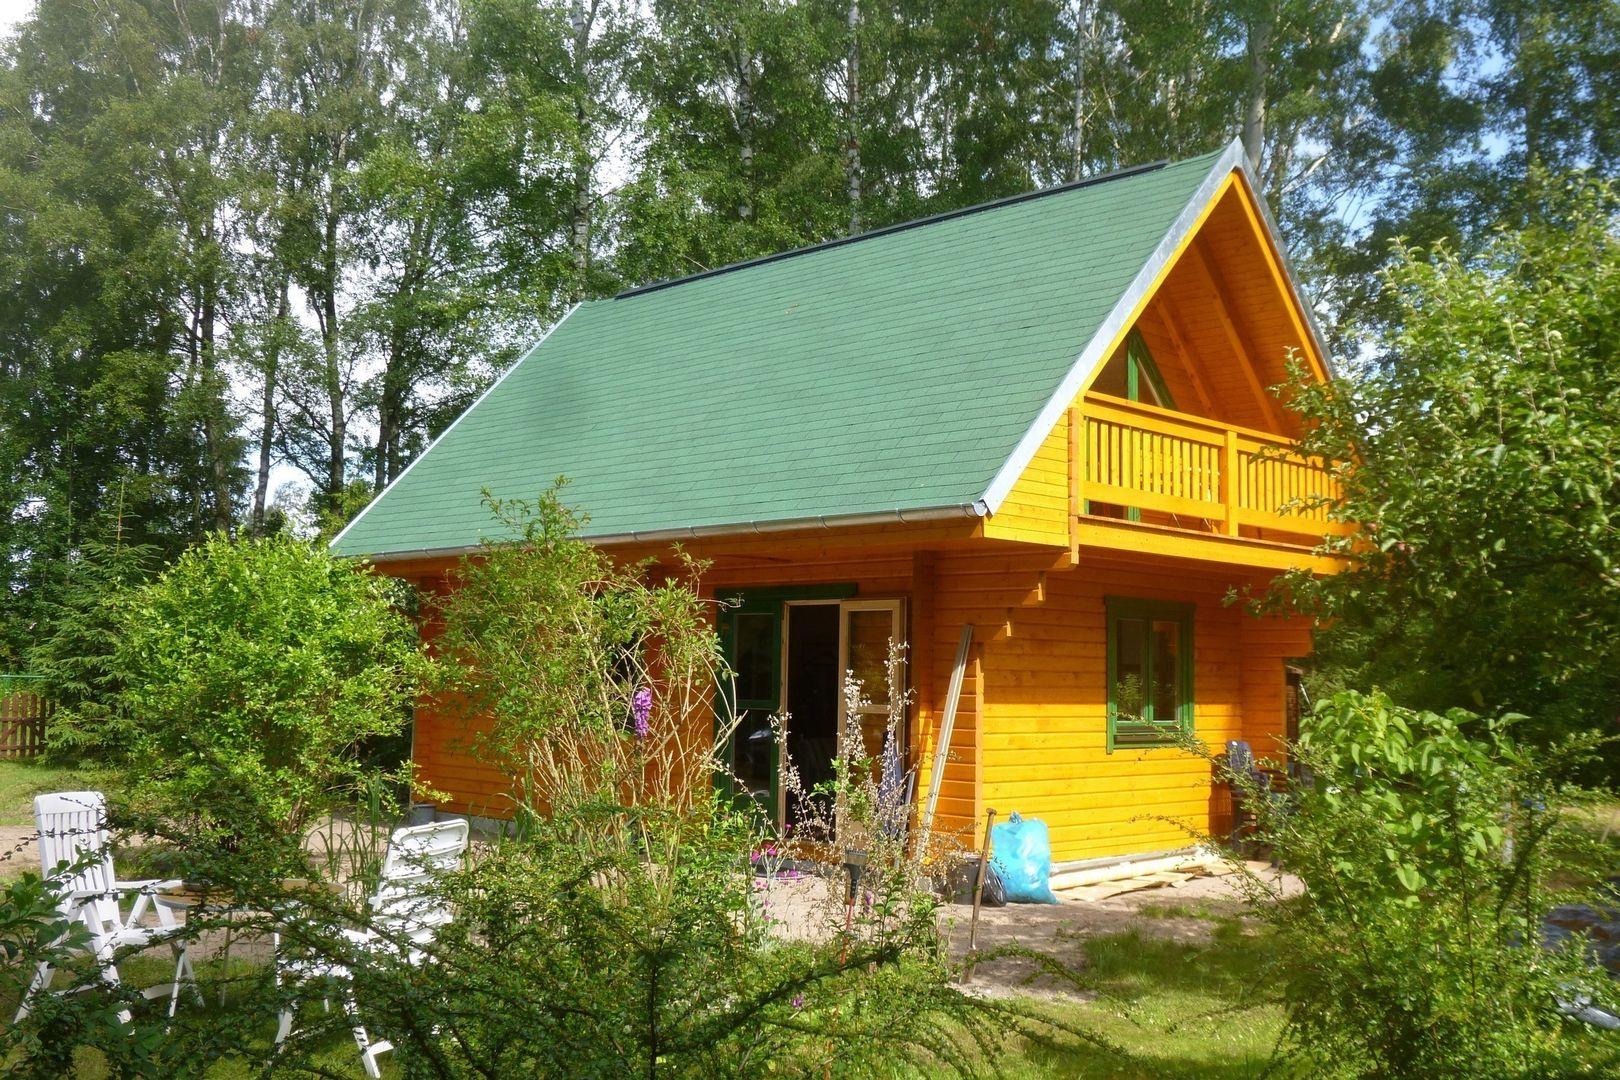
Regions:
[[0, 866, 137, 1078], [279, 799, 992, 1079], [1227, 690, 1620, 1079], [24, 536, 159, 762], [1279, 177, 1620, 752], [432, 484, 723, 813], [1312, 0, 1620, 341], [111, 533, 425, 845]]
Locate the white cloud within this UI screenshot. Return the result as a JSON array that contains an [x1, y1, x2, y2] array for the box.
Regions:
[[0, 0, 31, 37]]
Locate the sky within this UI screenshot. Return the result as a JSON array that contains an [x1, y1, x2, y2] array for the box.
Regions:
[[0, 0, 27, 37]]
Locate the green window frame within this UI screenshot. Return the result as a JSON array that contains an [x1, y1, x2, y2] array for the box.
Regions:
[[1124, 329, 1174, 409], [1105, 596, 1194, 751], [1087, 330, 1176, 521]]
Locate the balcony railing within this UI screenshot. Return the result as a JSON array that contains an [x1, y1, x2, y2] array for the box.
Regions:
[[1078, 393, 1348, 545]]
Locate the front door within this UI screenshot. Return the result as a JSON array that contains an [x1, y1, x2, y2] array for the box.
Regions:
[[719, 592, 906, 828]]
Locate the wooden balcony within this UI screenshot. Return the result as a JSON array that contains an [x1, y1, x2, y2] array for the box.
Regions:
[[1073, 393, 1350, 572]]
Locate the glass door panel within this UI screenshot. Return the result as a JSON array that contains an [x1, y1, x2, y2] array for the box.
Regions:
[[719, 605, 779, 823], [843, 604, 902, 759]]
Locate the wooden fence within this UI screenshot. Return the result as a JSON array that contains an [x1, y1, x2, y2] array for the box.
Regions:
[[0, 675, 50, 758]]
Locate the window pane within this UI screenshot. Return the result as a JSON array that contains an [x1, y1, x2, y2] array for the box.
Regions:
[[845, 609, 894, 709], [1150, 619, 1180, 723], [1093, 349, 1129, 398], [1113, 617, 1146, 720], [733, 612, 775, 704], [733, 709, 774, 812], [1133, 357, 1167, 408]]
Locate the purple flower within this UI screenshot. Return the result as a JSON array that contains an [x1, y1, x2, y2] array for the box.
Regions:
[[632, 687, 652, 738], [790, 994, 805, 1010]]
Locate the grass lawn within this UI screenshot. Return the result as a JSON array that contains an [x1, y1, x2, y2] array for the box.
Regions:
[[0, 755, 115, 828], [44, 924, 1293, 1080], [957, 916, 1292, 1080]]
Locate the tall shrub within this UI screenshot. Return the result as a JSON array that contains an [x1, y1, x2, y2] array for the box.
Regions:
[[1276, 177, 1620, 750], [1228, 690, 1620, 1078], [112, 533, 424, 848]]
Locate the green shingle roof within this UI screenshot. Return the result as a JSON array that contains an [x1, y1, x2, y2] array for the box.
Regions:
[[332, 145, 1237, 559]]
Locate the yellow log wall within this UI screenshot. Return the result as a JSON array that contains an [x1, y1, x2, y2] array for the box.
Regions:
[[936, 549, 1312, 863], [398, 540, 1311, 864]]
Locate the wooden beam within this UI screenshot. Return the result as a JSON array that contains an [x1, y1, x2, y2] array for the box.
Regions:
[[1066, 406, 1081, 564], [1074, 517, 1348, 574], [1155, 300, 1218, 417], [1226, 177, 1332, 385], [1187, 236, 1284, 432]]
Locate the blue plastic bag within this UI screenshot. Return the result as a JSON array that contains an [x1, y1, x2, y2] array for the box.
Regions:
[[988, 812, 1059, 904]]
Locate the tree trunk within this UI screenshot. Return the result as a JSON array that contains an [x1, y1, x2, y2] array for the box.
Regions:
[[1070, 0, 1089, 181], [199, 217, 233, 535], [570, 0, 592, 300], [1242, 0, 1274, 173], [321, 205, 345, 516], [252, 279, 288, 535], [846, 0, 861, 236], [737, 43, 756, 223], [374, 335, 406, 494]]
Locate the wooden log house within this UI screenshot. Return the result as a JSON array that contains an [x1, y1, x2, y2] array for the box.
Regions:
[[332, 140, 1348, 864]]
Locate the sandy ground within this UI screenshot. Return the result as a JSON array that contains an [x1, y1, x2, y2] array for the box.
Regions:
[[939, 862, 1300, 1001], [6, 814, 1300, 1007], [0, 824, 36, 877]]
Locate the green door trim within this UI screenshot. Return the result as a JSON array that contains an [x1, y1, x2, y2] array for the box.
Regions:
[[715, 583, 859, 824]]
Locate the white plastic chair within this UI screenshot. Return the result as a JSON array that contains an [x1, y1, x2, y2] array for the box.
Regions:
[[274, 818, 469, 1078], [15, 791, 190, 1023]]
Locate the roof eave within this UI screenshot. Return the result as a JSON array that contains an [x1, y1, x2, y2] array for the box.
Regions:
[[343, 500, 989, 566]]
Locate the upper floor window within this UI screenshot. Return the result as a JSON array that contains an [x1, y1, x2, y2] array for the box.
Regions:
[[1092, 329, 1175, 409]]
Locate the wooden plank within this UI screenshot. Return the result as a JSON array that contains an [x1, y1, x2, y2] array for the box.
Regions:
[[1084, 392, 1289, 447], [1082, 481, 1225, 521], [920, 624, 974, 839], [1154, 301, 1219, 416], [1075, 519, 1347, 573], [1186, 236, 1284, 431]]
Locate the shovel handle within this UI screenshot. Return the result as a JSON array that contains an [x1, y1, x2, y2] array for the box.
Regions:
[[962, 807, 997, 983]]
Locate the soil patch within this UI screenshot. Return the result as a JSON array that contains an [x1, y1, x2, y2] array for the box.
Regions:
[[941, 861, 1299, 1002]]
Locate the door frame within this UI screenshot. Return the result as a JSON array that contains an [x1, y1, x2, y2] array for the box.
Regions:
[[718, 587, 908, 827]]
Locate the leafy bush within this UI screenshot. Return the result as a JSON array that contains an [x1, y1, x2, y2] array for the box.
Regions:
[[432, 486, 725, 814], [1226, 690, 1620, 1079], [111, 533, 426, 849], [1274, 177, 1620, 752]]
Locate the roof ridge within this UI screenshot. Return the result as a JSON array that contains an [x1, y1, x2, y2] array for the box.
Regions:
[[614, 156, 1178, 301]]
